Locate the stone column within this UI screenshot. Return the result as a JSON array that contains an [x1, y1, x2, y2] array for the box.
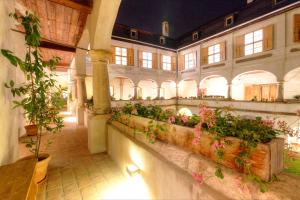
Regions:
[[277, 81, 284, 102], [119, 79, 124, 100], [75, 75, 87, 125], [157, 87, 161, 99], [227, 82, 232, 100], [87, 49, 112, 154], [134, 85, 138, 100]]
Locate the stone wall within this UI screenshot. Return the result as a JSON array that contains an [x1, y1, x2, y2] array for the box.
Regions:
[[0, 0, 27, 165]]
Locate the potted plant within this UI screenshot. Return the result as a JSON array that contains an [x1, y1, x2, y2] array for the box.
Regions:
[[1, 12, 64, 183]]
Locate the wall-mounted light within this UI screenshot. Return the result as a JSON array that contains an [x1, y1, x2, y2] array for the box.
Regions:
[[126, 164, 140, 177]]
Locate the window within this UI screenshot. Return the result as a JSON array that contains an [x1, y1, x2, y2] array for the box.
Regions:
[[115, 47, 127, 65], [142, 52, 152, 68], [208, 44, 221, 64], [160, 36, 166, 45], [192, 32, 199, 41], [184, 52, 196, 70], [130, 29, 138, 39], [244, 29, 263, 56], [162, 55, 171, 71], [225, 15, 234, 27]]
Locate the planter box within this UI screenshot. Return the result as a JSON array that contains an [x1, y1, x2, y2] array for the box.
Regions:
[[117, 114, 284, 181]]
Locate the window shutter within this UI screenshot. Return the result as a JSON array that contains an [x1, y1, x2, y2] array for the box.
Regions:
[[110, 46, 116, 64], [235, 35, 245, 58], [171, 56, 176, 71], [152, 53, 158, 69], [294, 14, 300, 42], [127, 48, 134, 66], [263, 25, 273, 51], [138, 50, 143, 67], [178, 55, 185, 71], [200, 47, 208, 65], [220, 41, 226, 61]]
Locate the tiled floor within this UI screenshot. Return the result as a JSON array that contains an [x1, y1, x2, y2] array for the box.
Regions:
[[20, 112, 134, 200]]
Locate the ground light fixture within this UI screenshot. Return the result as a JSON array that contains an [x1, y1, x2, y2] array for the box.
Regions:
[[126, 164, 140, 176]]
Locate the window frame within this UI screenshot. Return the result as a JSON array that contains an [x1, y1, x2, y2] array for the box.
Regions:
[[208, 44, 221, 64], [142, 52, 153, 69], [115, 47, 127, 66], [244, 29, 263, 56], [162, 55, 171, 71], [184, 52, 196, 70]]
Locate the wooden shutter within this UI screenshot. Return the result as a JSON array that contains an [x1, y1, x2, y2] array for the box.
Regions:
[[220, 41, 226, 61], [294, 14, 300, 42], [127, 48, 134, 66], [171, 56, 176, 71], [235, 35, 245, 58], [110, 46, 116, 64], [178, 55, 185, 71], [152, 53, 158, 69], [200, 47, 208, 65], [263, 25, 273, 51], [138, 50, 143, 67]]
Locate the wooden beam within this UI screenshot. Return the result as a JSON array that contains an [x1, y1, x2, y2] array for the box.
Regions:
[[48, 0, 92, 13], [40, 41, 76, 52]]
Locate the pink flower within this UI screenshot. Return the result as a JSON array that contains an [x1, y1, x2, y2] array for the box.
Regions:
[[199, 104, 216, 128], [181, 115, 189, 123], [296, 109, 300, 116], [211, 140, 225, 151], [168, 116, 176, 124], [192, 172, 204, 184], [192, 137, 201, 145], [235, 176, 250, 194], [262, 119, 275, 128]]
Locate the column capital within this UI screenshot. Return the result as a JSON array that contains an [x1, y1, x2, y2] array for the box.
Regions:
[[89, 49, 112, 63], [74, 74, 86, 80]]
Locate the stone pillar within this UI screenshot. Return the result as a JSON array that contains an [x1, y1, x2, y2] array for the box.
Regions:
[[134, 85, 138, 100], [157, 87, 161, 99], [227, 82, 232, 100], [75, 75, 87, 125], [87, 49, 112, 154], [119, 79, 124, 100], [277, 81, 284, 102]]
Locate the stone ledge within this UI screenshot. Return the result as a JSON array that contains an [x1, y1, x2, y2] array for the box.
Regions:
[[109, 120, 296, 200]]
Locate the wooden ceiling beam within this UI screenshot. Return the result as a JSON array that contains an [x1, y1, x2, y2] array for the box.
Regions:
[[48, 0, 92, 13], [40, 41, 76, 52]]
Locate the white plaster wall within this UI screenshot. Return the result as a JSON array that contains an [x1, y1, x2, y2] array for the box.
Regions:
[[178, 79, 198, 98], [138, 80, 158, 100], [161, 81, 176, 99], [111, 78, 134, 100], [284, 67, 300, 99], [0, 0, 27, 165], [200, 76, 228, 97]]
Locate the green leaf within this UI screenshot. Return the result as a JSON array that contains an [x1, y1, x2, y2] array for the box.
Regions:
[[215, 166, 224, 179]]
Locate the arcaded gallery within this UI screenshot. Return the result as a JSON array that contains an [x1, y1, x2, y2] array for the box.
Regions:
[[1, 0, 300, 199]]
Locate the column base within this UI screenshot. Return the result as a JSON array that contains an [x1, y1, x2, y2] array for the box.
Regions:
[[87, 113, 111, 154], [76, 106, 85, 125]]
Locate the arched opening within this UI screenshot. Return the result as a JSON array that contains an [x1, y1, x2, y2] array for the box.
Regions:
[[232, 70, 278, 101], [161, 81, 176, 99], [178, 108, 193, 116], [110, 77, 134, 100], [284, 67, 300, 100], [138, 80, 158, 100], [178, 79, 197, 98], [200, 75, 228, 99]]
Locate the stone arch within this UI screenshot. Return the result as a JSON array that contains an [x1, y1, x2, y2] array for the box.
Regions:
[[231, 70, 278, 101], [284, 67, 300, 99], [138, 79, 158, 100], [161, 80, 176, 99], [178, 79, 198, 98], [200, 75, 228, 98], [110, 76, 134, 100]]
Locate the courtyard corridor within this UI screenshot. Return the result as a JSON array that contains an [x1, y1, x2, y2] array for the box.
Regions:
[[19, 112, 148, 200]]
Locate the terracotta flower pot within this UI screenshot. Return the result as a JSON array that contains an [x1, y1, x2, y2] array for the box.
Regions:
[[35, 153, 52, 184], [20, 153, 52, 184], [24, 125, 38, 136]]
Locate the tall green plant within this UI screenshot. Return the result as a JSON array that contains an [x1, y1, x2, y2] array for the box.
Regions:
[[1, 12, 65, 159]]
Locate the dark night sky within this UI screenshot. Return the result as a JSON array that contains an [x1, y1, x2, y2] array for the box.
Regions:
[[116, 0, 246, 39]]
